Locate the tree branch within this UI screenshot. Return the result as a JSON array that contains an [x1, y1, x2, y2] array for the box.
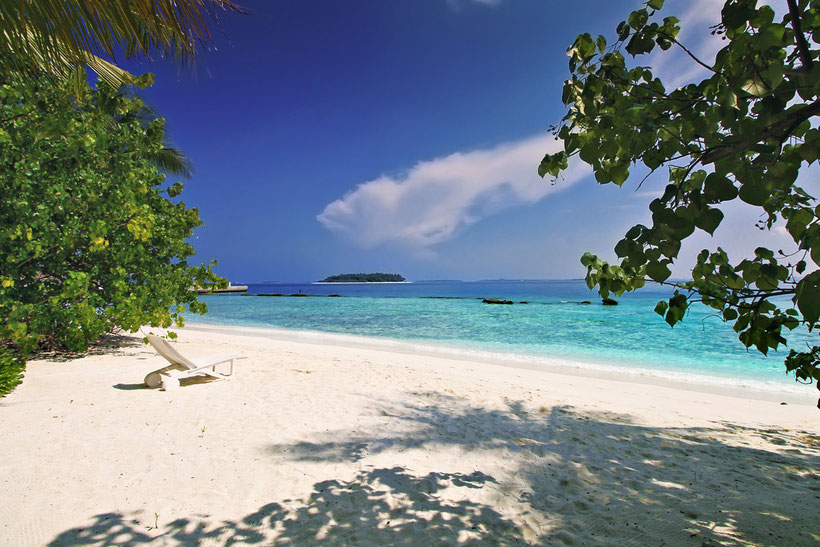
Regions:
[[669, 37, 716, 73], [787, 0, 814, 71], [701, 97, 820, 164]]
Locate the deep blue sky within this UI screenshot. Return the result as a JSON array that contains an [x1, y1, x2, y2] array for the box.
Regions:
[[118, 0, 796, 283]]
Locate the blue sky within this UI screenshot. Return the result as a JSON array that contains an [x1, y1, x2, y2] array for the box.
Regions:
[[121, 0, 801, 282]]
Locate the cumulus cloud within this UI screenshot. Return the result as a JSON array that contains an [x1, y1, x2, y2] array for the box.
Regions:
[[317, 135, 588, 251]]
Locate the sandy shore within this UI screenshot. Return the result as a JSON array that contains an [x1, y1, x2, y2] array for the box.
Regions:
[[0, 326, 817, 545]]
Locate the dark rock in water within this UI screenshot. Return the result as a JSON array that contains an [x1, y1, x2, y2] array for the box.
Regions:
[[483, 298, 514, 305], [602, 298, 619, 306], [257, 293, 285, 297], [328, 294, 341, 297], [580, 300, 593, 305], [519, 301, 530, 304]]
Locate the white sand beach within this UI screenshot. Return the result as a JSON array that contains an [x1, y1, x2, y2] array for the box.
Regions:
[[0, 326, 818, 545]]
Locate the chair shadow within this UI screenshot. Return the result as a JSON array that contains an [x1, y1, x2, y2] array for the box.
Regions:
[[113, 376, 218, 391], [47, 394, 820, 545], [112, 383, 147, 391]]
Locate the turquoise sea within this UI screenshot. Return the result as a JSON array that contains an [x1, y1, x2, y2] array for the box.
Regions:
[[191, 280, 815, 394]]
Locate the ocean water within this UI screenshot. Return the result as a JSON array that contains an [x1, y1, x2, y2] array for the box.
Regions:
[[190, 280, 815, 393]]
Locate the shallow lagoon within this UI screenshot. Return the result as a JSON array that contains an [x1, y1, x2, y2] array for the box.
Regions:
[[192, 280, 814, 393]]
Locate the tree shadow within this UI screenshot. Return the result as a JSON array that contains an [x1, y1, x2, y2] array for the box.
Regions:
[[34, 333, 144, 363], [267, 394, 819, 545], [47, 394, 819, 545], [49, 467, 525, 545]]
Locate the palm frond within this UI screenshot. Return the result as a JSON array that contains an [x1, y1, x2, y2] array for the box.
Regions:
[[151, 147, 194, 178], [0, 1, 244, 84]]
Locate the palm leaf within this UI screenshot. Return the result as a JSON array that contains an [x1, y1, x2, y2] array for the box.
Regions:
[[151, 147, 194, 178], [0, 1, 244, 84]]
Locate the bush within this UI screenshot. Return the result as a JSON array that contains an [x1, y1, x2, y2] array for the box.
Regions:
[[0, 74, 223, 362]]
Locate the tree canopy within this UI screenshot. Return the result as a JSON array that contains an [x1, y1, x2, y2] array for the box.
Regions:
[[0, 74, 223, 367], [539, 0, 819, 390]]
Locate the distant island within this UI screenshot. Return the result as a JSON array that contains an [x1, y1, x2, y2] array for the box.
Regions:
[[319, 273, 406, 283]]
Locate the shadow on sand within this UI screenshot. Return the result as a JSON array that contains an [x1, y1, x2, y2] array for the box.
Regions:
[[49, 395, 819, 545], [34, 333, 144, 363]]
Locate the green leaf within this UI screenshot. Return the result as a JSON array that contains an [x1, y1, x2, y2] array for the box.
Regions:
[[611, 164, 629, 185], [796, 272, 820, 326], [538, 152, 568, 178], [704, 173, 738, 202], [616, 21, 631, 41], [596, 35, 607, 54], [647, 0, 663, 10], [575, 33, 597, 60], [654, 300, 668, 316], [756, 23, 785, 50], [695, 207, 724, 235], [741, 74, 768, 97], [786, 207, 813, 239], [738, 183, 769, 206], [628, 9, 649, 30], [646, 260, 671, 282]]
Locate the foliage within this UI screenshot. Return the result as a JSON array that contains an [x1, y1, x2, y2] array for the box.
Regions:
[[321, 273, 406, 283], [96, 87, 194, 178], [0, 0, 244, 91], [0, 74, 224, 357], [0, 347, 25, 397], [540, 0, 820, 386]]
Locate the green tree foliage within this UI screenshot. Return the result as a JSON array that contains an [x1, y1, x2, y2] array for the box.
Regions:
[[0, 74, 224, 363], [540, 0, 819, 388], [0, 1, 244, 91], [321, 273, 406, 283], [0, 347, 25, 398]]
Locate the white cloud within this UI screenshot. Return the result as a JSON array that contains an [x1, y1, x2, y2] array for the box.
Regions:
[[445, 0, 502, 10], [317, 135, 588, 252]]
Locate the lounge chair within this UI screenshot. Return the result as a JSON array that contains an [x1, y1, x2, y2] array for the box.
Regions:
[[143, 334, 245, 390]]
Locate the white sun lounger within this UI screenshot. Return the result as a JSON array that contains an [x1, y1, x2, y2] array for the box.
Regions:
[[143, 334, 245, 390]]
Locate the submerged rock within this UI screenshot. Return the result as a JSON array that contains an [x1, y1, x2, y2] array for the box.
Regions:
[[483, 298, 514, 305], [602, 298, 619, 306], [580, 300, 593, 305]]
